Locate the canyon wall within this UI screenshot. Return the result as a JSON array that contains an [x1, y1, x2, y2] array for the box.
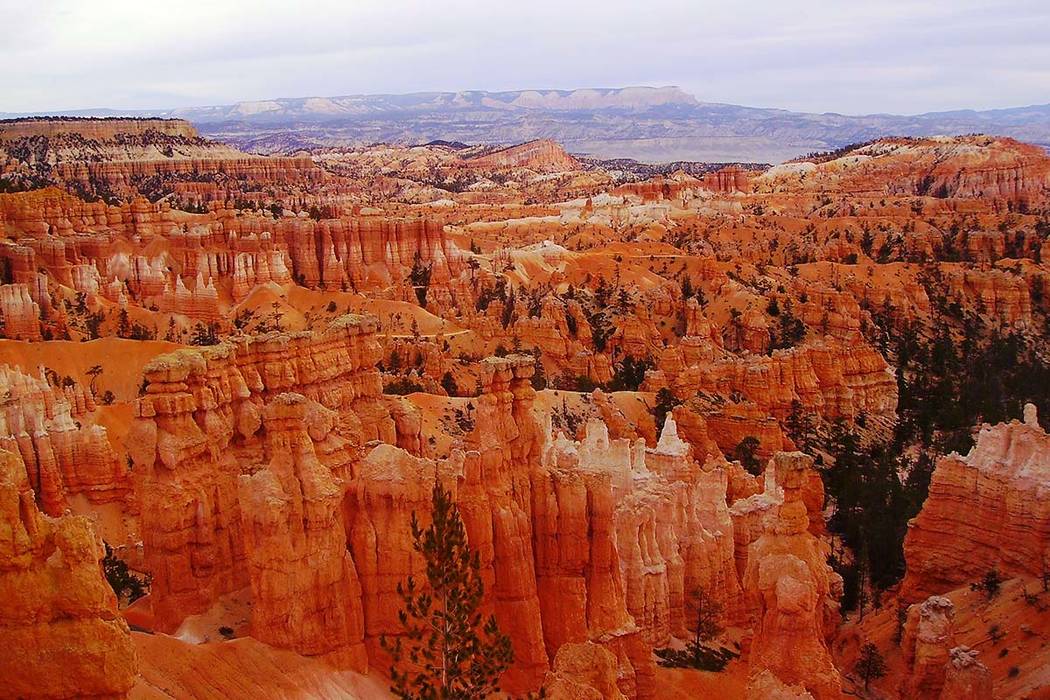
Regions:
[[0, 447, 137, 699], [741, 452, 841, 699], [901, 403, 1050, 602], [0, 363, 127, 516], [127, 315, 394, 636]]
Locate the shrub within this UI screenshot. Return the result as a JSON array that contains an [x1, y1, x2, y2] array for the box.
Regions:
[[102, 543, 149, 604]]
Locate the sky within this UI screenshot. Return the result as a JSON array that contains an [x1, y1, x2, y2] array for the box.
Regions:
[[2, 0, 1048, 115]]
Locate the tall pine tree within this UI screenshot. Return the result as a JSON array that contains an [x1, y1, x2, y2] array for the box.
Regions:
[[383, 481, 513, 699], [854, 642, 887, 691]]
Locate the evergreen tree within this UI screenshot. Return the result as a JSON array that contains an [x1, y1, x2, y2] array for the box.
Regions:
[[440, 371, 459, 397], [117, 308, 131, 338], [409, 251, 433, 308], [854, 642, 887, 691], [654, 586, 736, 671], [589, 310, 614, 353], [784, 399, 816, 451], [383, 482, 513, 699], [530, 353, 547, 391], [102, 542, 150, 605], [86, 364, 103, 397], [688, 586, 724, 647], [732, 436, 762, 476], [652, 388, 680, 433], [189, 322, 219, 346], [609, 355, 652, 392]]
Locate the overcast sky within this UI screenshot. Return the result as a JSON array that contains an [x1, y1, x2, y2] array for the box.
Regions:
[[2, 0, 1048, 115]]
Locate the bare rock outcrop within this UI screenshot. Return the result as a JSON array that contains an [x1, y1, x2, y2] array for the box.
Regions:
[[0, 364, 126, 515], [675, 339, 897, 422], [128, 315, 394, 631], [543, 412, 741, 695], [0, 283, 41, 340], [743, 451, 841, 699], [745, 670, 817, 699], [939, 646, 993, 700], [237, 393, 367, 668], [0, 118, 326, 203], [901, 596, 956, 698], [0, 448, 137, 699], [901, 403, 1050, 601], [465, 139, 580, 173], [543, 642, 627, 700]]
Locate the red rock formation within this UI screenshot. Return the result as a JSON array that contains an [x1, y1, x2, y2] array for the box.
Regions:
[[154, 273, 220, 321], [274, 216, 463, 290], [0, 364, 126, 515], [348, 391, 552, 693], [344, 443, 460, 669], [611, 169, 752, 201], [535, 424, 653, 697], [1, 118, 326, 203], [901, 403, 1050, 602], [757, 136, 1050, 206], [665, 404, 722, 463], [544, 642, 627, 700], [465, 139, 580, 172], [0, 117, 198, 140], [462, 356, 552, 691], [0, 283, 41, 340], [745, 670, 816, 699], [231, 249, 293, 300], [129, 348, 248, 630], [543, 412, 740, 694], [3, 116, 1045, 699], [940, 646, 993, 699], [742, 451, 841, 699], [943, 266, 1033, 325], [901, 596, 956, 698], [128, 315, 394, 631], [0, 448, 137, 698], [668, 338, 897, 422], [730, 452, 828, 583], [238, 393, 367, 668]]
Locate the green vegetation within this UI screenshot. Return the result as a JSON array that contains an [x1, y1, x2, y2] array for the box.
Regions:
[[383, 482, 513, 699]]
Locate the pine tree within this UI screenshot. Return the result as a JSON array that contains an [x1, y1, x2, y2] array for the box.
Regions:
[[732, 436, 762, 476], [854, 642, 887, 691], [689, 586, 724, 649], [440, 371, 459, 397], [409, 251, 432, 308], [117, 308, 131, 338], [652, 388, 680, 433], [654, 586, 736, 671], [86, 364, 103, 397], [383, 481, 513, 699]]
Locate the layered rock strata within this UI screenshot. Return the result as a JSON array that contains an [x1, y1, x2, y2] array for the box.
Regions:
[[901, 596, 956, 698], [742, 452, 841, 699], [0, 364, 126, 515], [127, 315, 393, 635], [0, 448, 137, 699], [901, 403, 1050, 601]]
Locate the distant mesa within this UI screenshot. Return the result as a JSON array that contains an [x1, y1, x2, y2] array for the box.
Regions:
[[6, 85, 1049, 163], [463, 139, 580, 172]]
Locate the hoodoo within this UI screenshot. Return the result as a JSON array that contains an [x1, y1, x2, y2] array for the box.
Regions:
[[2, 89, 1049, 699]]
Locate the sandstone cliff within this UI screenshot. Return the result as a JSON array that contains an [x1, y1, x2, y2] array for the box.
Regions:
[[901, 403, 1050, 601], [0, 118, 326, 203], [127, 315, 394, 636], [0, 363, 127, 516], [465, 139, 580, 173], [0, 448, 137, 698], [742, 452, 841, 699], [901, 596, 956, 698]]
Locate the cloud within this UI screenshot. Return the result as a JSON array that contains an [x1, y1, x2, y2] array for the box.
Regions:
[[1, 0, 1048, 114]]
